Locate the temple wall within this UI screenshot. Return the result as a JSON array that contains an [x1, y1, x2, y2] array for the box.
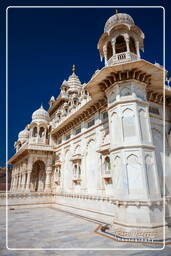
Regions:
[[52, 110, 111, 196]]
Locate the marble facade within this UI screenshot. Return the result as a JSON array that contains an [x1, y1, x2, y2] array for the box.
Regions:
[[8, 12, 171, 243]]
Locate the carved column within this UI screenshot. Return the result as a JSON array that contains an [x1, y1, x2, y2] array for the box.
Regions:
[[21, 163, 27, 191], [13, 174, 17, 192], [25, 170, 31, 192], [44, 168, 52, 192], [125, 37, 130, 52], [36, 125, 40, 144], [19, 172, 23, 191], [136, 40, 140, 58], [103, 44, 108, 66], [10, 174, 14, 192], [111, 38, 116, 55], [17, 172, 21, 191], [15, 172, 19, 192], [21, 172, 26, 191]]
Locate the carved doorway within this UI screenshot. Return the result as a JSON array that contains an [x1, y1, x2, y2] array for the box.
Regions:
[[30, 160, 46, 192]]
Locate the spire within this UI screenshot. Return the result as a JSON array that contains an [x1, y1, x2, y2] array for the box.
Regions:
[[72, 64, 76, 74], [40, 104, 43, 109], [115, 9, 118, 14]]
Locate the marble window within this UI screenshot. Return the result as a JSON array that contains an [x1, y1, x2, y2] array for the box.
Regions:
[[139, 109, 149, 143], [88, 119, 95, 128], [127, 154, 143, 194], [122, 108, 136, 139], [33, 127, 37, 137]]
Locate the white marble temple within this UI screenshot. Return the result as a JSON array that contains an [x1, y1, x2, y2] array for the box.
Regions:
[[8, 12, 171, 241]]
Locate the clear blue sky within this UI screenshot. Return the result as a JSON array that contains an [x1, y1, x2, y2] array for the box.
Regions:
[[0, 0, 170, 166]]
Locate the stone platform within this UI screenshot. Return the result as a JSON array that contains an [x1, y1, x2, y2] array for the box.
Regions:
[[0, 192, 170, 248]]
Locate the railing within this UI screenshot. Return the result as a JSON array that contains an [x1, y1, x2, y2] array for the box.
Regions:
[[117, 52, 126, 60], [107, 52, 138, 66]]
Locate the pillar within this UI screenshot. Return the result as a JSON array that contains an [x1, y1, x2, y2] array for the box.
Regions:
[[125, 37, 130, 52], [103, 44, 108, 66], [19, 174, 23, 191], [21, 172, 27, 191], [25, 170, 31, 192], [44, 168, 52, 192], [136, 40, 140, 58], [36, 126, 39, 144], [13, 175, 17, 192], [111, 38, 116, 55], [10, 174, 14, 192], [17, 174, 21, 191]]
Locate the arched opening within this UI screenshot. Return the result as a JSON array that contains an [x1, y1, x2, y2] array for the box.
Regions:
[[30, 160, 46, 192], [104, 156, 111, 172], [129, 37, 136, 54], [39, 127, 45, 137], [115, 36, 127, 54], [107, 41, 113, 60], [32, 127, 37, 137], [74, 164, 77, 175]]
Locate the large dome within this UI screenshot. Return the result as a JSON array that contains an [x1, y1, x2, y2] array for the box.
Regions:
[[104, 13, 134, 32], [32, 105, 50, 123]]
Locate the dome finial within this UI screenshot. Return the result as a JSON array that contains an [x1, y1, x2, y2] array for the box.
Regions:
[[115, 9, 118, 14], [40, 103, 43, 109], [72, 64, 76, 74]]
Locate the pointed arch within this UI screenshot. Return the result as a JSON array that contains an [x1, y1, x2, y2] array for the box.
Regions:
[[129, 37, 136, 54], [30, 160, 46, 192], [122, 108, 136, 139], [115, 35, 127, 54], [107, 41, 113, 60]]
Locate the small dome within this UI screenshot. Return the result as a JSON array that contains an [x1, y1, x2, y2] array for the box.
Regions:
[[61, 80, 69, 87], [32, 105, 50, 123], [50, 96, 55, 102], [104, 13, 134, 32], [68, 73, 81, 88], [18, 128, 29, 139], [67, 65, 82, 93]]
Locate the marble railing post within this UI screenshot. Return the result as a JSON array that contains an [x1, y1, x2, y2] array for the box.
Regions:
[[44, 168, 52, 192], [25, 170, 31, 192]]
